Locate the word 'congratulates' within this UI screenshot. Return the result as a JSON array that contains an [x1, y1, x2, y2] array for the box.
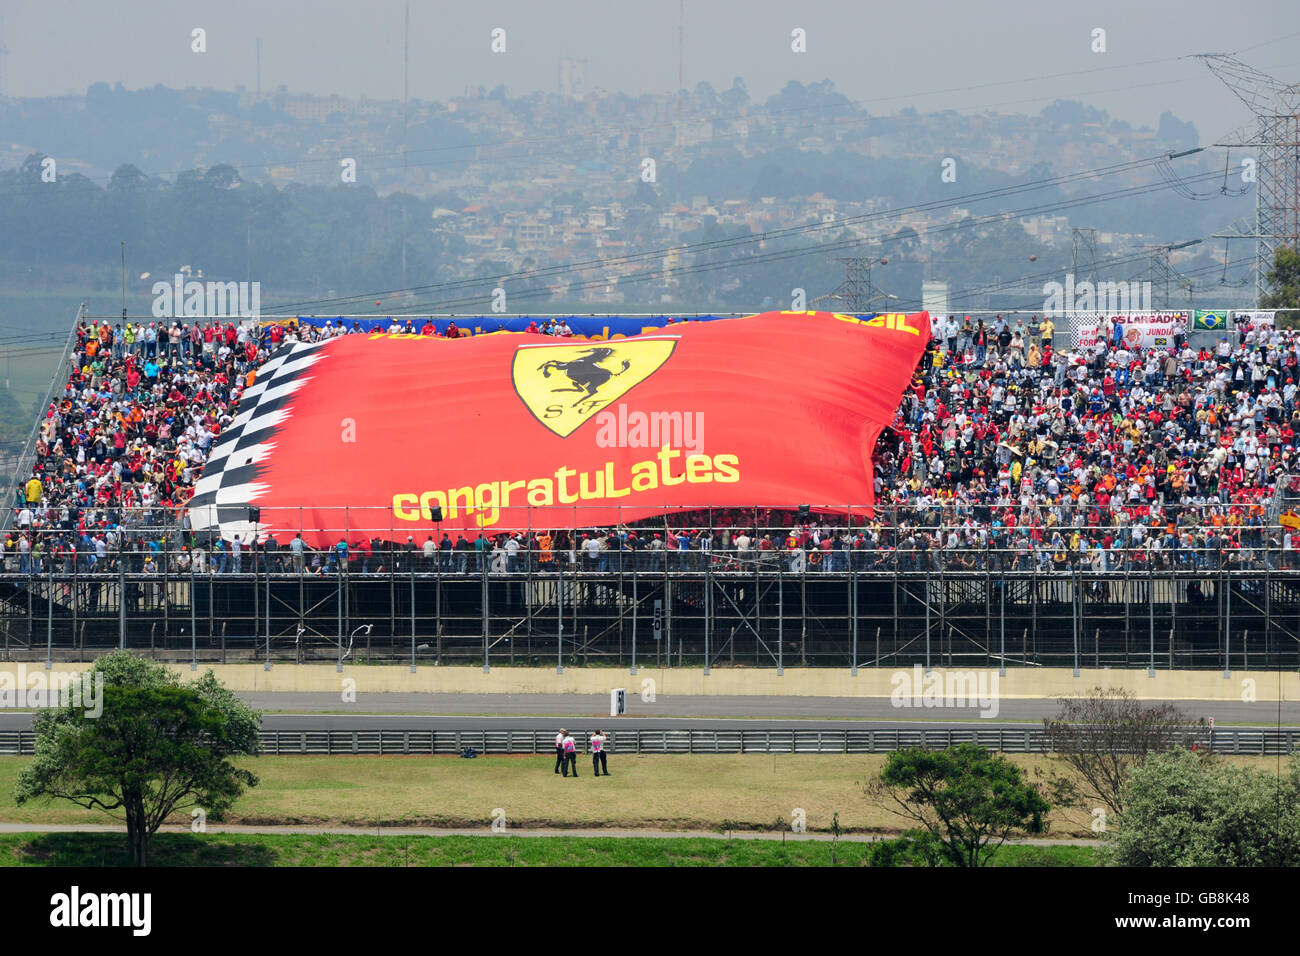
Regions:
[[392, 447, 741, 528]]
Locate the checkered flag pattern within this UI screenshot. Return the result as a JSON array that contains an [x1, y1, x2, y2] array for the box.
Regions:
[[187, 339, 328, 543]]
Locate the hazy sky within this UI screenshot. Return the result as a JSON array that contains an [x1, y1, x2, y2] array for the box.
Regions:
[[7, 0, 1300, 140]]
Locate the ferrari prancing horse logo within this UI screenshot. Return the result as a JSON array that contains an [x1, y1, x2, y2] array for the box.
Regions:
[[512, 338, 678, 437]]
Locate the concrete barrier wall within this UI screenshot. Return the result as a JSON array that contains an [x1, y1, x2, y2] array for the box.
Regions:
[[1, 663, 1293, 701]]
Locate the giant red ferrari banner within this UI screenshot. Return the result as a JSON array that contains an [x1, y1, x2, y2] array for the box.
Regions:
[[187, 311, 930, 545]]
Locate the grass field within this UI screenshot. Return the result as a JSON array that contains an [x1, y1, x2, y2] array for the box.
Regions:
[[0, 753, 1066, 833], [6, 752, 1274, 836], [0, 832, 1098, 867], [1, 750, 1283, 871]]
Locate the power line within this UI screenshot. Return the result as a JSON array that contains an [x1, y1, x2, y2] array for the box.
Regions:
[[935, 254, 1256, 313], [363, 172, 1225, 314], [269, 149, 1196, 313], [282, 161, 1249, 314]]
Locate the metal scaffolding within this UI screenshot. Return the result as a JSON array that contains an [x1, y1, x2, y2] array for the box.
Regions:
[[3, 562, 1299, 674]]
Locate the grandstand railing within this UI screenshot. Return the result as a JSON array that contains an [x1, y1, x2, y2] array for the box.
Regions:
[[0, 727, 1294, 756], [0, 540, 1297, 575], [5, 498, 1297, 576], [7, 499, 1295, 539]]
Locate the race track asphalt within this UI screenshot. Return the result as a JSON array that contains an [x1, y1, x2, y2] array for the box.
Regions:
[[0, 693, 1293, 732]]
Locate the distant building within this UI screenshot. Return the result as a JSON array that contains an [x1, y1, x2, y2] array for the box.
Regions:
[[558, 58, 587, 100], [281, 95, 350, 122], [922, 281, 950, 316]]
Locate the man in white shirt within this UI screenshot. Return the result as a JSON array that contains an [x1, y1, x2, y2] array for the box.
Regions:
[[583, 534, 603, 570], [590, 729, 610, 776], [554, 728, 567, 775], [562, 731, 579, 777], [734, 531, 752, 567]]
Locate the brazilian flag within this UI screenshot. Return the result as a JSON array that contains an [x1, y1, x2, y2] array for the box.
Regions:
[[1194, 310, 1226, 331]]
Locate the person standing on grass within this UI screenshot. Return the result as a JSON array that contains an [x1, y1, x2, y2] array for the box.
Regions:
[[562, 731, 579, 777], [554, 728, 567, 775], [590, 729, 609, 777]]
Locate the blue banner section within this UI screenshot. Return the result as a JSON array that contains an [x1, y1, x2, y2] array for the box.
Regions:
[[280, 313, 878, 339]]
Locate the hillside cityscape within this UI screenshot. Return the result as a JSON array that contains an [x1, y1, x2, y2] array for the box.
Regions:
[[0, 75, 1256, 315]]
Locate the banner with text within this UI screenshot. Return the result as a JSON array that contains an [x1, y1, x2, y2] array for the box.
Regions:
[[1232, 310, 1276, 329], [1069, 311, 1188, 350], [190, 311, 930, 545], [278, 314, 872, 340]]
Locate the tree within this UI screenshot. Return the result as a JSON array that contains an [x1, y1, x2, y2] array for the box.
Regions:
[[204, 164, 243, 190], [1042, 686, 1203, 817], [692, 81, 719, 108], [720, 77, 749, 111], [1156, 111, 1198, 151], [85, 81, 113, 111], [870, 744, 1050, 866], [634, 179, 661, 209], [1101, 750, 1300, 866], [865, 830, 951, 867], [14, 652, 261, 866], [763, 79, 852, 114], [19, 152, 49, 179], [1040, 99, 1109, 127], [108, 164, 150, 193], [1261, 246, 1300, 309]]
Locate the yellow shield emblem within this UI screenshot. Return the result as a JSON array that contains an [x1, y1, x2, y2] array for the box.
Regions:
[[512, 339, 677, 437]]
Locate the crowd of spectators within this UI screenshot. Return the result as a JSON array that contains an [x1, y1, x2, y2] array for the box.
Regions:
[[3, 316, 262, 576], [869, 313, 1300, 573], [280, 317, 586, 340], [7, 311, 1300, 578]]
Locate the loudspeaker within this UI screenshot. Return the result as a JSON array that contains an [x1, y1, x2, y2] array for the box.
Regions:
[[796, 504, 811, 521], [429, 506, 444, 523], [248, 506, 261, 523]]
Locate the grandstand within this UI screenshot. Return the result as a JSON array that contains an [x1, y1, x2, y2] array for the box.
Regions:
[[1, 306, 1299, 672]]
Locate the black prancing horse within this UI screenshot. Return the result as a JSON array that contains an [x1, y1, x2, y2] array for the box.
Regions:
[[538, 348, 631, 407]]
